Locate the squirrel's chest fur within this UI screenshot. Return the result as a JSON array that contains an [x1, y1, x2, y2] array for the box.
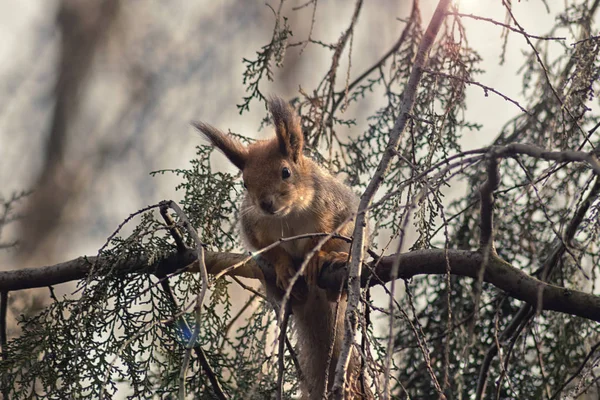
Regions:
[[249, 208, 320, 262], [275, 212, 318, 261]]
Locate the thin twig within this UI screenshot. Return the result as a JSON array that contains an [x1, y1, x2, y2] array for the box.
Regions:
[[449, 12, 566, 41], [276, 216, 356, 332], [214, 232, 355, 281], [313, 0, 363, 145], [424, 69, 531, 115], [330, 0, 419, 117], [230, 276, 268, 300], [405, 281, 445, 395], [475, 306, 534, 399], [193, 346, 228, 400], [285, 336, 304, 383], [160, 204, 187, 252], [500, 0, 595, 150], [321, 279, 346, 398], [156, 204, 227, 400], [97, 204, 161, 256], [276, 302, 292, 400], [475, 176, 600, 399], [383, 185, 416, 400], [550, 340, 600, 400], [162, 283, 227, 400], [160, 200, 210, 400], [440, 206, 453, 392], [332, 0, 452, 398]]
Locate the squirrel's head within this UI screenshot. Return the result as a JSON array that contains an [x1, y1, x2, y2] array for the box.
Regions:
[[194, 97, 314, 217]]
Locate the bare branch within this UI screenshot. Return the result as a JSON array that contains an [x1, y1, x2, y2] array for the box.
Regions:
[[333, 0, 452, 397], [276, 302, 292, 400], [492, 143, 600, 176], [424, 69, 531, 115], [193, 346, 228, 400], [159, 200, 209, 400], [449, 12, 566, 41]]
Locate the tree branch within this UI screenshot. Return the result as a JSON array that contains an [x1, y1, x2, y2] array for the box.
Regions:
[[492, 143, 600, 176], [276, 302, 292, 400], [330, 0, 419, 117], [2, 247, 600, 323], [333, 0, 452, 397], [479, 156, 500, 252], [474, 175, 600, 398], [449, 12, 566, 41]]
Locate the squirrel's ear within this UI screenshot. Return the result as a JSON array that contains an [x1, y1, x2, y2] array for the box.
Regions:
[[269, 97, 304, 163], [193, 122, 248, 170]]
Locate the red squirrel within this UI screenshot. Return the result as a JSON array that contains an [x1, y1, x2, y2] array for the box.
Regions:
[[194, 97, 371, 399]]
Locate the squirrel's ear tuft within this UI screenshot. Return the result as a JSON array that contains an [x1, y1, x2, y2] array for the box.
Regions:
[[193, 122, 248, 170], [268, 97, 304, 163]]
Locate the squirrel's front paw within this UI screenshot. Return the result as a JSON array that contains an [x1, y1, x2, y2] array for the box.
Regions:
[[275, 263, 307, 301], [275, 263, 295, 291], [306, 251, 349, 286]]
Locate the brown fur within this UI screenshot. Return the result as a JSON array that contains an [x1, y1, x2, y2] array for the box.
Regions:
[[195, 97, 371, 399]]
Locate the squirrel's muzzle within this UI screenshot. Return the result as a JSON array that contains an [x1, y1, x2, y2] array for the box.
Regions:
[[260, 199, 276, 214]]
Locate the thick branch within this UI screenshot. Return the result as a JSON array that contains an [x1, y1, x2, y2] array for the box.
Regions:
[[2, 248, 600, 323], [493, 143, 600, 176], [0, 250, 259, 292], [479, 156, 500, 251]]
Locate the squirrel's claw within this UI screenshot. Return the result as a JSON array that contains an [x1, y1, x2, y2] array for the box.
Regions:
[[306, 251, 349, 287], [275, 263, 306, 301], [275, 263, 295, 291]]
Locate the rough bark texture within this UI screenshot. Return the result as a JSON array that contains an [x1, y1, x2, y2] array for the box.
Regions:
[[2, 248, 599, 323]]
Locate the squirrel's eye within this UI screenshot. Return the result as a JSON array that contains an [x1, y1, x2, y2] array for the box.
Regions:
[[282, 167, 291, 180]]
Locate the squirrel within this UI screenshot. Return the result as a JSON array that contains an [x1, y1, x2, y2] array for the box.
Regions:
[[194, 97, 371, 399]]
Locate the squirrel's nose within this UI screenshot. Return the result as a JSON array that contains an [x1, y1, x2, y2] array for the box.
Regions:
[[260, 199, 275, 214]]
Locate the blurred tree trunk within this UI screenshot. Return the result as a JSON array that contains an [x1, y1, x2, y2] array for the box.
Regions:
[[19, 0, 120, 263]]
